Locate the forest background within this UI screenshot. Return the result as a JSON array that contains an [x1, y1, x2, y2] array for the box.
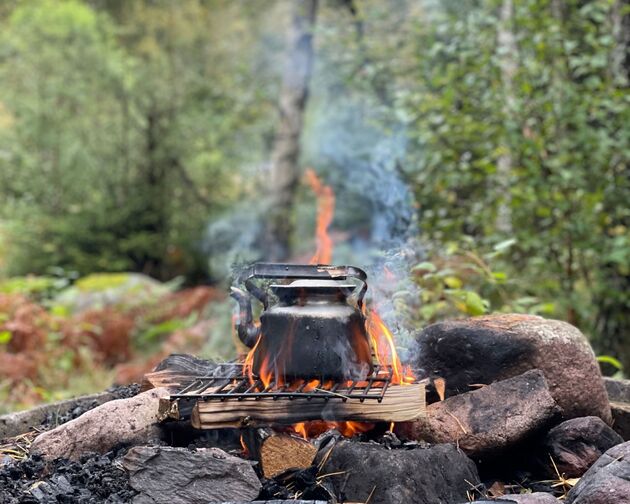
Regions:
[[0, 0, 628, 413]]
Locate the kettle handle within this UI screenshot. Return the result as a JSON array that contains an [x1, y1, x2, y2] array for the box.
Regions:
[[237, 263, 368, 308]]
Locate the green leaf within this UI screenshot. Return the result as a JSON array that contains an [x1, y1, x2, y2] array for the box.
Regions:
[[0, 330, 12, 344], [446, 289, 488, 316], [492, 271, 507, 282], [443, 276, 463, 288], [597, 355, 623, 371], [462, 291, 487, 316]]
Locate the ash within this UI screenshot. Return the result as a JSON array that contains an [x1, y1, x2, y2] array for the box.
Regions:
[[0, 447, 135, 503]]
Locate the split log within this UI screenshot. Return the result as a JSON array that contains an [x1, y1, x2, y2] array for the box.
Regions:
[[190, 382, 425, 429], [260, 434, 318, 478]]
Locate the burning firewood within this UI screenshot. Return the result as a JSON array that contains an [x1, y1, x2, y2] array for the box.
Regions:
[[189, 381, 425, 429]]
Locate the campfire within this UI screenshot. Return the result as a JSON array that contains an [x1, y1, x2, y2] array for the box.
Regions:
[[9, 170, 619, 504], [155, 171, 425, 480], [0, 177, 619, 504]]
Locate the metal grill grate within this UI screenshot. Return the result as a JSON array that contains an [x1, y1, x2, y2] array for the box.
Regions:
[[170, 363, 394, 403]]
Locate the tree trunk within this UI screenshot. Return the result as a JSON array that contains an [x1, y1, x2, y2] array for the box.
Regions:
[[495, 0, 517, 235], [264, 0, 318, 261], [131, 106, 170, 279]]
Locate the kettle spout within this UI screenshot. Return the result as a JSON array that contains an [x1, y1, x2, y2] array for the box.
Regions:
[[230, 287, 261, 348]]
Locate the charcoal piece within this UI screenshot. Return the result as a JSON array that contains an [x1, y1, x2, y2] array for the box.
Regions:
[[259, 478, 292, 500], [323, 440, 480, 504], [270, 464, 336, 502]]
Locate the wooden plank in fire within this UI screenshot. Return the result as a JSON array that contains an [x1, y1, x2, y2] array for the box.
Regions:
[[189, 382, 426, 429]]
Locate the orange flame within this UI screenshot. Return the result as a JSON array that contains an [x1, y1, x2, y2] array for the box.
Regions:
[[290, 420, 374, 440], [240, 434, 249, 456], [243, 334, 262, 386], [305, 168, 335, 265], [365, 309, 414, 385]]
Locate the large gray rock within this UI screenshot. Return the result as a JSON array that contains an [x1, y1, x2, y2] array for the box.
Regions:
[[395, 370, 559, 458], [416, 314, 611, 424], [123, 446, 261, 504], [566, 440, 630, 503], [322, 440, 480, 504], [540, 416, 623, 477], [30, 388, 168, 461]]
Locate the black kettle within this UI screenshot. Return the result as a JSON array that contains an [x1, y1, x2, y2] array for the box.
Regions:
[[230, 263, 373, 380]]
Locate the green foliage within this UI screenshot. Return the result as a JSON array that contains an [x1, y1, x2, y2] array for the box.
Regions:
[[412, 239, 557, 325], [0, 0, 279, 280], [346, 0, 630, 366]]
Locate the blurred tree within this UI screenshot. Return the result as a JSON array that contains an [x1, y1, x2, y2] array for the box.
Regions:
[[399, 0, 630, 365], [0, 0, 277, 280], [265, 0, 318, 261]]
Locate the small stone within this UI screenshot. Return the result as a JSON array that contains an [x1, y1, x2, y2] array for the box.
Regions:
[[566, 440, 630, 503], [506, 493, 559, 503], [123, 446, 261, 504], [609, 401, 630, 440], [603, 378, 630, 440], [322, 440, 480, 504], [415, 314, 611, 423], [541, 416, 623, 477], [460, 496, 557, 504], [604, 377, 630, 403], [395, 370, 560, 458]]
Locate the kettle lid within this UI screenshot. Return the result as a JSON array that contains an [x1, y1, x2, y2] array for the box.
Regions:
[[270, 279, 356, 290]]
